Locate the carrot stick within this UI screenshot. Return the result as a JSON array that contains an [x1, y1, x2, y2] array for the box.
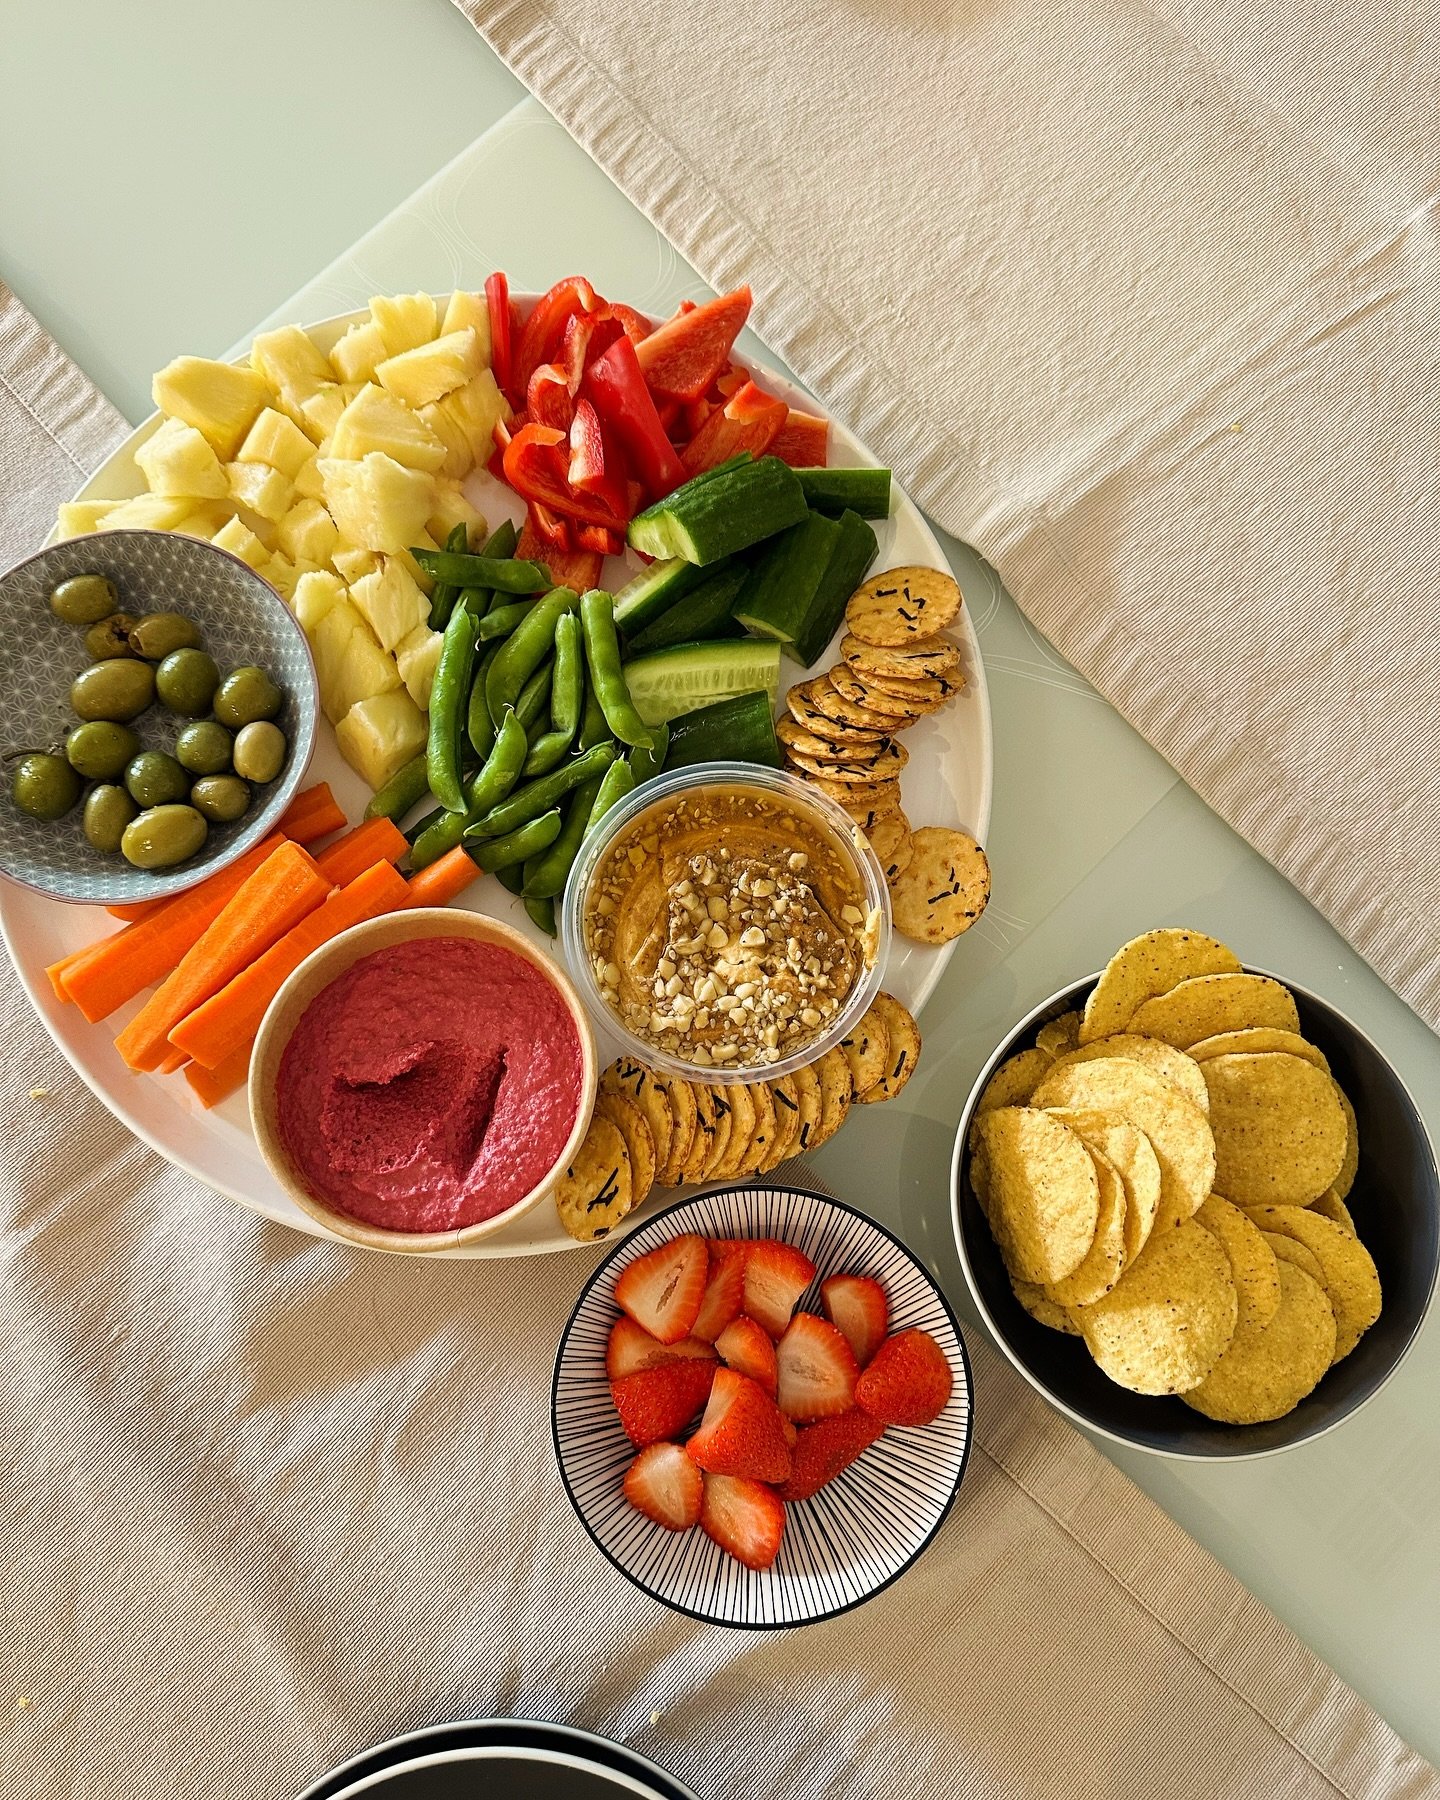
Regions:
[[169, 860, 409, 1070], [114, 842, 331, 1072], [45, 945, 91, 1002], [59, 833, 289, 1022], [185, 1046, 250, 1109], [157, 1046, 189, 1075], [313, 816, 408, 888], [402, 844, 482, 909]]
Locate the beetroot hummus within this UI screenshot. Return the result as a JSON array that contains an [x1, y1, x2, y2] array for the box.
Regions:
[[275, 937, 584, 1233]]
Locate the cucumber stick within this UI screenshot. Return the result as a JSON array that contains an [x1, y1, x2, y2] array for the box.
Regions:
[[731, 512, 840, 649], [620, 638, 782, 727], [794, 466, 892, 519], [627, 564, 748, 654], [627, 456, 806, 564], [791, 507, 880, 667], [612, 556, 711, 637], [664, 691, 781, 771]]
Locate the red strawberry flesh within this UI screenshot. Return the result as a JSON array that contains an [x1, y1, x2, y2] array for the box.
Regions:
[[742, 1239, 816, 1338], [606, 1317, 717, 1380], [691, 1247, 747, 1343], [820, 1273, 889, 1368], [775, 1312, 858, 1421], [714, 1316, 778, 1395], [623, 1442, 703, 1530], [614, 1232, 708, 1344], [855, 1328, 953, 1427], [699, 1471, 786, 1571], [610, 1358, 716, 1446], [686, 1367, 793, 1483], [778, 1408, 886, 1502]]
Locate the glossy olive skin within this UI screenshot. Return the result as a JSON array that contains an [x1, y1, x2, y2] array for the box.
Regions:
[[11, 752, 82, 820], [83, 784, 138, 853], [189, 774, 250, 823], [233, 720, 286, 783], [124, 749, 190, 809], [70, 657, 155, 722], [121, 803, 208, 869], [213, 665, 282, 728], [49, 573, 119, 625], [65, 720, 140, 782], [174, 719, 232, 776], [129, 611, 202, 660], [154, 648, 220, 717], [84, 612, 138, 660]]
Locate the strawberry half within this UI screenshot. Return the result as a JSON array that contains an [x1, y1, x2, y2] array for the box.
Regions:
[[606, 1317, 717, 1380], [855, 1328, 953, 1427], [686, 1367, 792, 1483], [742, 1239, 816, 1339], [700, 1472, 786, 1571], [623, 1442, 703, 1531], [778, 1408, 885, 1502], [715, 1316, 778, 1395], [691, 1246, 747, 1343], [610, 1359, 716, 1446], [775, 1312, 859, 1421], [820, 1274, 889, 1368], [614, 1232, 708, 1344]]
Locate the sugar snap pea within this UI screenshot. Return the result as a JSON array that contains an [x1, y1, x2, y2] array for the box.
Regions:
[[458, 587, 491, 619], [465, 741, 616, 840], [467, 641, 505, 760], [580, 588, 654, 749], [427, 604, 479, 811], [483, 518, 519, 562], [628, 719, 669, 786], [477, 599, 539, 641], [405, 802, 445, 847], [515, 660, 554, 732], [577, 675, 609, 750], [411, 548, 549, 593], [470, 809, 563, 873], [521, 613, 584, 777], [408, 807, 466, 871], [426, 523, 470, 630], [464, 706, 527, 815], [525, 895, 557, 936], [521, 772, 604, 899], [588, 756, 637, 830], [494, 862, 526, 895], [486, 587, 576, 727], [365, 752, 429, 822]]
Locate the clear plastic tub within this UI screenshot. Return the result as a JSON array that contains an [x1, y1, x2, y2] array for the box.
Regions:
[[560, 760, 892, 1085]]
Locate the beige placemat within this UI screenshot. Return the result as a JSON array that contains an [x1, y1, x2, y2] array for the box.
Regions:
[[454, 0, 1440, 1037], [0, 296, 1434, 1798]]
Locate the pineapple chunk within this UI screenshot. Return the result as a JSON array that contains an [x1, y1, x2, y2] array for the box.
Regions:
[[320, 453, 436, 555], [99, 493, 194, 531], [332, 542, 379, 584], [328, 320, 388, 385], [152, 356, 269, 459], [250, 325, 332, 409], [226, 462, 294, 522], [292, 570, 347, 634], [263, 552, 296, 599], [437, 369, 510, 467], [56, 501, 118, 538], [376, 328, 483, 409], [414, 399, 473, 480], [395, 623, 444, 710], [276, 498, 339, 565], [441, 289, 492, 364], [348, 561, 428, 653], [135, 417, 228, 499], [236, 407, 316, 479], [299, 383, 356, 443], [292, 456, 326, 501], [313, 601, 402, 724], [329, 384, 447, 472], [336, 689, 428, 792], [173, 501, 235, 539], [391, 534, 437, 597], [211, 517, 270, 569], [427, 481, 486, 546], [369, 292, 437, 357]]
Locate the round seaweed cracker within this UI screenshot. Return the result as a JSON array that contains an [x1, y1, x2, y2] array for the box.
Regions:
[[1124, 973, 1301, 1049], [1079, 928, 1242, 1045], [1073, 1218, 1237, 1396], [1195, 1194, 1280, 1328], [553, 1115, 634, 1242], [1244, 1205, 1382, 1362], [1183, 1262, 1336, 1424], [594, 1088, 656, 1211], [601, 1058, 674, 1180], [839, 1000, 891, 1093], [854, 992, 922, 1104], [845, 564, 963, 645], [970, 1107, 1100, 1286], [1051, 1034, 1209, 1114], [889, 827, 991, 944], [1201, 1052, 1347, 1206]]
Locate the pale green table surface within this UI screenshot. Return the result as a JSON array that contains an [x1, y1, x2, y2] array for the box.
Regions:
[[3, 0, 1437, 1764]]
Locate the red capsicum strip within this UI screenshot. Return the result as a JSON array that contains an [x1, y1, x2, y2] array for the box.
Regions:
[[526, 362, 574, 433], [512, 276, 600, 399], [582, 335, 686, 499], [502, 423, 627, 530], [485, 272, 513, 398]]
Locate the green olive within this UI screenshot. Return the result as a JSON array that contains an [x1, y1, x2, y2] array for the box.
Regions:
[[83, 784, 138, 854], [174, 719, 233, 776], [65, 720, 140, 782], [70, 657, 155, 722], [124, 749, 190, 809], [232, 720, 287, 784], [121, 803, 208, 870], [213, 665, 282, 728], [11, 752, 81, 820], [129, 611, 202, 660], [189, 774, 250, 823], [49, 573, 119, 625], [154, 647, 220, 717], [84, 612, 138, 660]]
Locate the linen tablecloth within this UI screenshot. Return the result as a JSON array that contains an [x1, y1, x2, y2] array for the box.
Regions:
[[0, 290, 1436, 1798]]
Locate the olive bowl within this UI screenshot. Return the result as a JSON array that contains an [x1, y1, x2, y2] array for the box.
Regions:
[[0, 530, 317, 906]]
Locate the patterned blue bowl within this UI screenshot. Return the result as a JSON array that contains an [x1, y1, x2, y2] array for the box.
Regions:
[[552, 1184, 973, 1629], [0, 531, 317, 906]]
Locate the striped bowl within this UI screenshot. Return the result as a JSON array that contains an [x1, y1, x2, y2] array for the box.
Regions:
[[551, 1184, 974, 1629]]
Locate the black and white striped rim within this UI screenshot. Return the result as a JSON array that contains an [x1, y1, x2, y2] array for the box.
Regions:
[[551, 1185, 974, 1630]]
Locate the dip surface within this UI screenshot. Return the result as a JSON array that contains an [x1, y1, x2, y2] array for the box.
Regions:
[[275, 937, 585, 1233]]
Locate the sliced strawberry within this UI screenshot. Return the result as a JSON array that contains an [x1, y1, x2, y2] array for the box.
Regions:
[[614, 1233, 708, 1344], [820, 1274, 889, 1369], [715, 1316, 779, 1395], [742, 1239, 816, 1338], [778, 1409, 885, 1502], [709, 1236, 750, 1263], [780, 1414, 798, 1449], [606, 1317, 717, 1380], [623, 1442, 703, 1531], [699, 1472, 786, 1572], [610, 1359, 716, 1447], [775, 1312, 858, 1421], [855, 1329, 953, 1427], [686, 1368, 792, 1483], [691, 1247, 747, 1343]]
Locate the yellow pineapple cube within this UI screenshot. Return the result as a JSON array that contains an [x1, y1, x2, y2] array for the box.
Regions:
[[328, 320, 388, 385], [265, 556, 323, 602], [56, 501, 119, 539], [336, 688, 428, 791], [250, 325, 332, 409], [313, 603, 402, 725], [427, 481, 486, 546], [441, 289, 492, 364], [369, 292, 437, 357], [292, 456, 326, 501], [135, 417, 229, 499], [212, 517, 270, 569], [98, 493, 194, 531], [332, 542, 379, 584], [320, 453, 435, 555], [376, 328, 484, 409], [226, 462, 294, 523], [348, 562, 428, 654], [152, 356, 269, 459], [414, 399, 472, 480], [299, 383, 356, 444], [437, 369, 510, 467], [173, 501, 235, 540], [292, 570, 347, 634], [276, 498, 339, 565], [390, 534, 437, 596], [329, 384, 447, 472], [236, 407, 316, 480], [395, 623, 444, 710]]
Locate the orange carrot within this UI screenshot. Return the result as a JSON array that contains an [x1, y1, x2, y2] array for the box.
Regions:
[[314, 816, 408, 888], [157, 1046, 189, 1075], [58, 833, 288, 1022], [402, 844, 482, 909], [169, 860, 408, 1070], [114, 842, 331, 1072], [45, 945, 91, 1002], [185, 1047, 249, 1109]]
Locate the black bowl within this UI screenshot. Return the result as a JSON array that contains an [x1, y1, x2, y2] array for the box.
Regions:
[[950, 968, 1439, 1458]]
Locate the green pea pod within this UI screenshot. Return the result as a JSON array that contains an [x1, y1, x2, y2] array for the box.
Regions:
[[427, 604, 479, 812], [464, 706, 527, 815], [494, 862, 526, 896], [588, 756, 637, 831], [426, 524, 470, 630], [411, 548, 550, 592], [470, 808, 563, 873], [408, 807, 466, 871], [458, 586, 491, 619], [364, 751, 430, 822], [579, 589, 654, 749], [482, 517, 519, 561], [628, 719, 669, 786], [515, 660, 554, 731], [520, 614, 584, 777], [466, 741, 617, 840], [521, 773, 603, 899], [477, 598, 539, 641], [404, 802, 445, 847], [525, 895, 557, 936], [485, 586, 575, 727], [577, 674, 609, 750], [467, 641, 504, 760]]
